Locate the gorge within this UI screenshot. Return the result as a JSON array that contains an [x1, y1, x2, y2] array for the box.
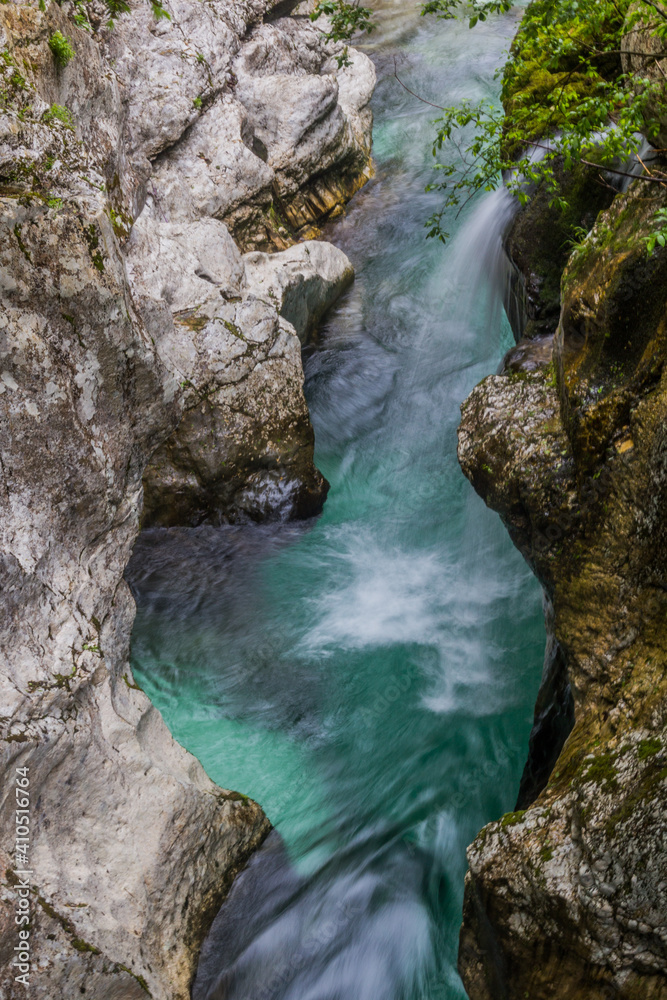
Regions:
[[1, 0, 667, 998]]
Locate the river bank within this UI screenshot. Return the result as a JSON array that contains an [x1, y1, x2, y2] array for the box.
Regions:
[[457, 3, 667, 997], [0, 1, 375, 995]]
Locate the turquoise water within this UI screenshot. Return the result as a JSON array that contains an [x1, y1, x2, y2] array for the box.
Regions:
[[128, 3, 544, 997]]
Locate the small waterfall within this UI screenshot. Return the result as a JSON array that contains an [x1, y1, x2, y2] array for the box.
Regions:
[[444, 185, 520, 334]]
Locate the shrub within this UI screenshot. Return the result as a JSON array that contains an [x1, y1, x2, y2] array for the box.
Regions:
[[42, 103, 74, 128], [48, 31, 75, 68]]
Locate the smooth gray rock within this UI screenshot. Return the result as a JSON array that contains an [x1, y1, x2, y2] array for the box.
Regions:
[[126, 216, 343, 525], [244, 240, 354, 343], [139, 11, 376, 246]]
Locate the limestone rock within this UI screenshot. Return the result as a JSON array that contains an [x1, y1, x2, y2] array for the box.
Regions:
[[145, 94, 277, 240], [0, 195, 270, 1000], [557, 183, 667, 468], [139, 11, 375, 248], [0, 0, 375, 994], [243, 240, 354, 343], [125, 216, 340, 526], [502, 162, 616, 346]]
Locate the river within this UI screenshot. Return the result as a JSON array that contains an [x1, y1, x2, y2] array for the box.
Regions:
[[126, 2, 544, 997]]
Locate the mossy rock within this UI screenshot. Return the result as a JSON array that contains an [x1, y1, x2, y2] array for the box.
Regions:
[[504, 159, 616, 341], [557, 182, 667, 465], [502, 0, 627, 148]]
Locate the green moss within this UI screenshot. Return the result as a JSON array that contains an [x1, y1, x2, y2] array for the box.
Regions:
[[175, 311, 207, 332], [223, 790, 250, 803], [637, 737, 662, 760], [71, 937, 100, 954], [123, 673, 143, 691], [53, 667, 76, 690], [115, 966, 151, 994], [223, 320, 247, 341], [106, 205, 132, 239], [581, 751, 618, 791], [605, 756, 667, 837], [37, 895, 98, 954], [500, 809, 526, 828], [501, 0, 627, 144], [84, 223, 105, 273], [12, 223, 31, 262], [539, 842, 554, 863], [9, 69, 25, 89]]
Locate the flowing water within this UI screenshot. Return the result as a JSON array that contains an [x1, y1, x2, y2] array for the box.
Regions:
[[127, 3, 545, 997]]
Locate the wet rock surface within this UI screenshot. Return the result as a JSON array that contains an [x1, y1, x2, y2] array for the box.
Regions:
[[0, 0, 374, 995]]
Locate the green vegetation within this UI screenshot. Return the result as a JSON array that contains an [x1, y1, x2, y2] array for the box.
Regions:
[[115, 966, 151, 994], [73, 0, 92, 30], [37, 895, 100, 955], [581, 751, 618, 792], [637, 736, 663, 759], [315, 1, 667, 243], [605, 754, 667, 836], [100, 0, 169, 27], [84, 223, 105, 272], [103, 0, 131, 23], [149, 0, 171, 21], [423, 0, 667, 241], [643, 207, 667, 252], [42, 103, 74, 128], [107, 205, 133, 238], [310, 0, 375, 67], [48, 30, 75, 68], [500, 808, 526, 827], [539, 841, 553, 863]]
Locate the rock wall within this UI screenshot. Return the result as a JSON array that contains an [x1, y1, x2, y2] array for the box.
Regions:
[[457, 6, 667, 1000], [0, 0, 374, 995]]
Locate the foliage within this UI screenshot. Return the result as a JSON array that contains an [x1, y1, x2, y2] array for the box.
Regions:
[[72, 0, 92, 31], [100, 0, 170, 27], [149, 0, 171, 21], [103, 0, 131, 20], [643, 206, 667, 251], [310, 0, 375, 67], [421, 0, 667, 241], [48, 30, 75, 67], [42, 103, 74, 128], [421, 0, 513, 28]]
